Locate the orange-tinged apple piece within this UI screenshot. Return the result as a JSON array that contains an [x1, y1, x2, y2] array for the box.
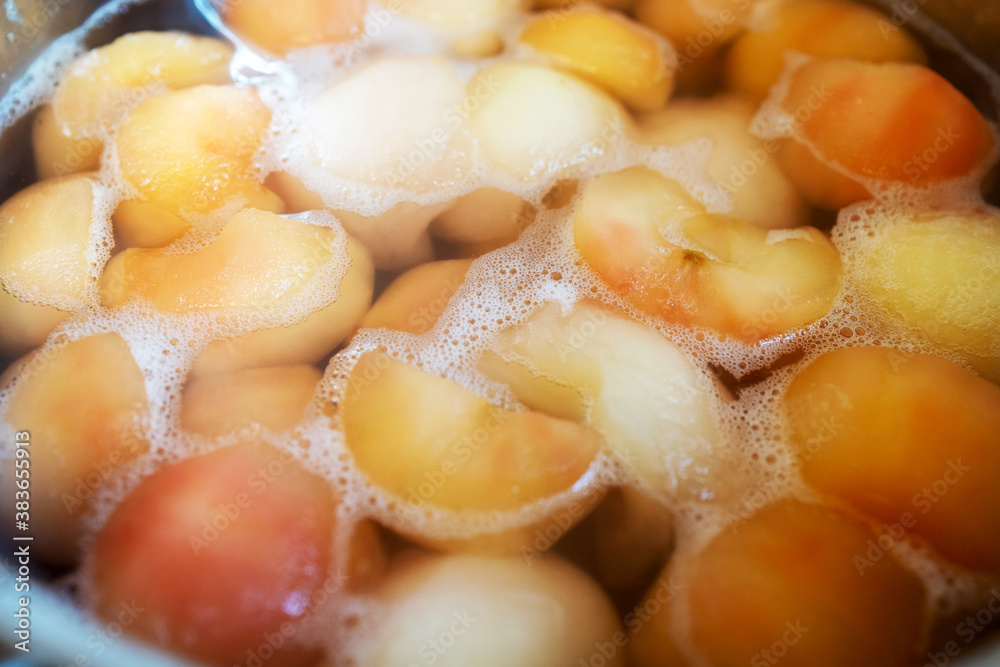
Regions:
[[573, 166, 842, 340], [637, 0, 756, 52], [520, 9, 675, 112], [88, 442, 358, 667], [638, 95, 808, 229], [481, 301, 736, 501], [430, 188, 527, 246], [341, 351, 600, 514], [50, 31, 233, 140], [32, 104, 102, 179], [0, 174, 96, 356], [101, 208, 373, 374], [0, 334, 148, 565], [853, 209, 1000, 384], [114, 84, 272, 233], [725, 0, 927, 101], [776, 59, 995, 208], [535, 0, 634, 9], [785, 346, 1000, 573], [221, 0, 366, 56], [629, 499, 927, 667], [356, 553, 624, 667], [181, 365, 321, 437], [359, 259, 473, 336]]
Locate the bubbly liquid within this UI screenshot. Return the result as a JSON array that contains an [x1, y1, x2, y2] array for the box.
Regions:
[[1, 0, 999, 663]]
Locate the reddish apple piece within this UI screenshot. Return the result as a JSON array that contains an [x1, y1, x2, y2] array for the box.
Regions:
[[785, 346, 1000, 573], [777, 59, 995, 209], [0, 334, 148, 565], [341, 351, 601, 514], [573, 166, 842, 340], [0, 174, 96, 356], [89, 442, 356, 666], [359, 259, 473, 336], [725, 0, 926, 101], [356, 553, 624, 667], [221, 0, 366, 56], [630, 499, 926, 667], [180, 365, 321, 437]]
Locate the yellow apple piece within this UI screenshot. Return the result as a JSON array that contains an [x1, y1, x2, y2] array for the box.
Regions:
[[0, 174, 96, 356], [32, 104, 102, 179], [114, 84, 272, 241], [854, 209, 1000, 383], [573, 166, 842, 340], [50, 31, 233, 140], [359, 259, 474, 336], [785, 346, 1000, 573], [341, 351, 600, 514], [520, 9, 675, 112], [630, 499, 927, 667], [480, 301, 736, 501], [637, 0, 756, 51], [180, 365, 321, 437], [776, 59, 995, 209], [638, 95, 808, 229], [100, 207, 374, 374], [89, 442, 366, 667], [726, 0, 927, 101], [467, 62, 630, 181], [356, 553, 624, 667], [221, 0, 366, 56], [0, 333, 148, 565], [430, 188, 527, 247]]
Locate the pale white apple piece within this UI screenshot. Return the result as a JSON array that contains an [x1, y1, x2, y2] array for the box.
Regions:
[[100, 208, 374, 374], [299, 56, 471, 193], [854, 209, 1000, 383], [638, 96, 808, 230], [397, 0, 522, 31], [180, 365, 321, 437], [354, 553, 624, 667], [0, 174, 96, 356], [480, 302, 737, 501], [467, 63, 631, 181]]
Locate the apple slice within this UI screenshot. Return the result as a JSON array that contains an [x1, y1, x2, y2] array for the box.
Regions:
[[784, 346, 1000, 573], [32, 104, 102, 179], [88, 442, 373, 667], [100, 208, 374, 374], [341, 351, 601, 518], [853, 209, 1000, 384], [221, 0, 366, 56], [638, 95, 808, 230], [467, 62, 630, 181], [520, 9, 675, 112], [725, 0, 927, 101], [629, 499, 927, 667], [480, 301, 736, 501], [0, 333, 148, 565], [572, 166, 842, 340], [0, 174, 96, 356], [359, 259, 473, 336], [180, 365, 321, 437], [49, 31, 233, 140], [775, 59, 995, 209], [114, 84, 272, 242], [353, 553, 624, 667], [430, 188, 528, 247]]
